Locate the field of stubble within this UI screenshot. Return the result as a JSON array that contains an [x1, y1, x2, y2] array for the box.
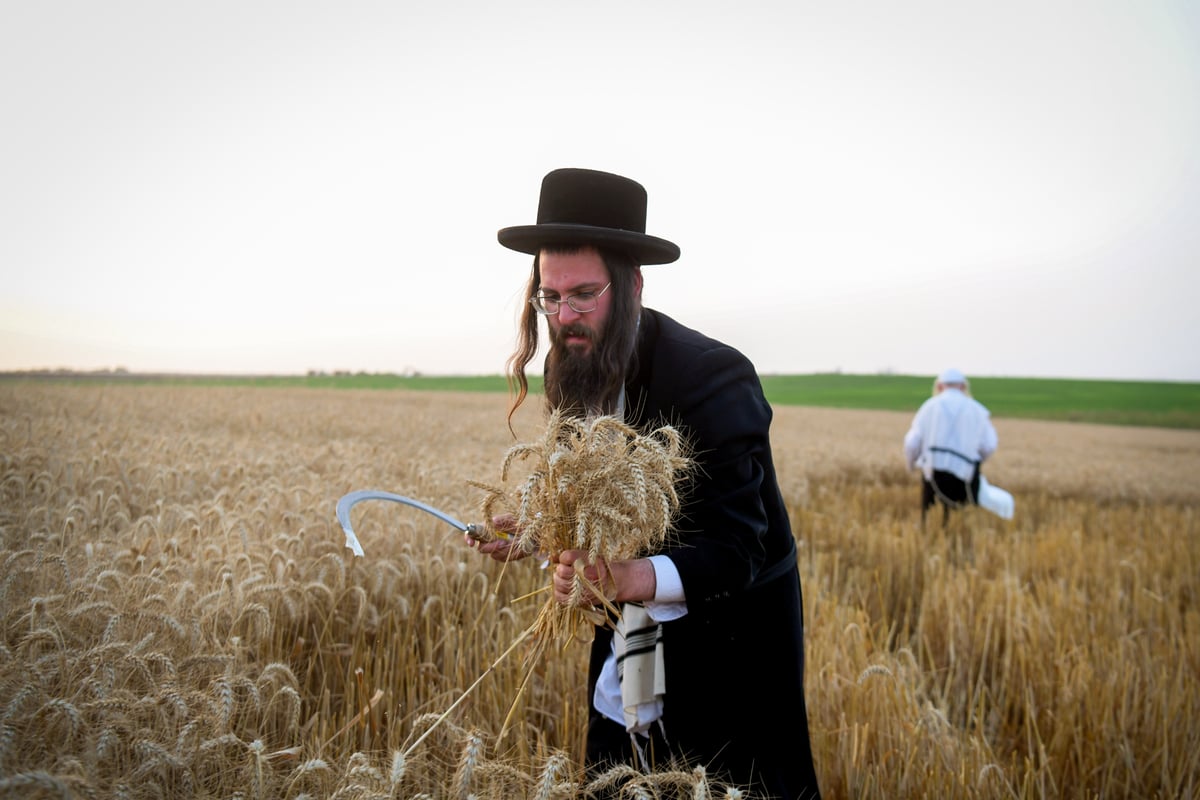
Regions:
[[1, 383, 1197, 799]]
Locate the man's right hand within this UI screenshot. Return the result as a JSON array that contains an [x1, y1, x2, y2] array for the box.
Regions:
[[464, 514, 529, 562]]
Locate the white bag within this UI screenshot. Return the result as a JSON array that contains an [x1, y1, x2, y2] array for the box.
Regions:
[[978, 475, 1014, 520]]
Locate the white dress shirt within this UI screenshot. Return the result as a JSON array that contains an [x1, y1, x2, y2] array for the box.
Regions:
[[903, 387, 998, 482]]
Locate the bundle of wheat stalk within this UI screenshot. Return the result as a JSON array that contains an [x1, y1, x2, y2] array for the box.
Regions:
[[470, 408, 694, 661], [398, 409, 695, 758]]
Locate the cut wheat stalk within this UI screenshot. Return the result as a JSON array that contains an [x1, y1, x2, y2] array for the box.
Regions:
[[468, 409, 694, 739], [401, 411, 692, 754], [399, 626, 533, 759]]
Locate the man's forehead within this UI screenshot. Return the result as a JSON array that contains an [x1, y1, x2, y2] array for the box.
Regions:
[[538, 249, 609, 287]]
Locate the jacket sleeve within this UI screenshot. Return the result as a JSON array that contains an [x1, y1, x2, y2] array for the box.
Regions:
[[903, 401, 930, 470], [658, 343, 785, 605], [978, 409, 998, 461]]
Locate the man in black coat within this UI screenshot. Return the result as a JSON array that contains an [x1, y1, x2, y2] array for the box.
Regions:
[[468, 168, 821, 800]]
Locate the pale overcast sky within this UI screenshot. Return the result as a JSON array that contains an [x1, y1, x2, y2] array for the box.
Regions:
[[3, 1, 1198, 381]]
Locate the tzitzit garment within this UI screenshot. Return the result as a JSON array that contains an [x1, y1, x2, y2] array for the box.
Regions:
[[614, 603, 666, 733]]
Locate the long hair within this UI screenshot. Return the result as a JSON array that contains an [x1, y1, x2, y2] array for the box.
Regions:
[[505, 245, 641, 431]]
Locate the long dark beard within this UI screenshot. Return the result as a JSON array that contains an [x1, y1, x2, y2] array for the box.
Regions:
[[544, 321, 626, 418]]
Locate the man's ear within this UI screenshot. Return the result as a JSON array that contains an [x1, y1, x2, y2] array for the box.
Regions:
[[633, 266, 644, 298]]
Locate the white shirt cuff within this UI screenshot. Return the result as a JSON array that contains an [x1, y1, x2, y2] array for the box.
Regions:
[[645, 555, 687, 621]]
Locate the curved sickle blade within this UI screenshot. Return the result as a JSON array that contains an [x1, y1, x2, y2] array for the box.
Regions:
[[336, 489, 473, 557]]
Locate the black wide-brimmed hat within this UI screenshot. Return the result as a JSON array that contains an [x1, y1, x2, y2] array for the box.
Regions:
[[497, 168, 681, 265]]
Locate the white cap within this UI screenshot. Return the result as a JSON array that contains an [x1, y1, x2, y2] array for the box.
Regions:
[[937, 368, 968, 385]]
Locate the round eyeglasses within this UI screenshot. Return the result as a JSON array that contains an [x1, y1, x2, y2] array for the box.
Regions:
[[529, 282, 611, 315]]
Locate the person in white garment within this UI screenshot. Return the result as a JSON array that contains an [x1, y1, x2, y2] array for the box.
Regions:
[[903, 368, 1012, 526]]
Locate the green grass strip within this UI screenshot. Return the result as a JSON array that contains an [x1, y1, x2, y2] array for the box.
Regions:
[[5, 371, 1198, 429]]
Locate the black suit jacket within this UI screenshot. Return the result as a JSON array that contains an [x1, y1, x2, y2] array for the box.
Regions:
[[587, 308, 821, 799]]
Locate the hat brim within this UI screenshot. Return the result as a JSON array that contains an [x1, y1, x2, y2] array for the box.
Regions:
[[497, 223, 680, 265]]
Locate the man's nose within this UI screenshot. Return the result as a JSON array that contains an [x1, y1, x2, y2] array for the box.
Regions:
[[557, 304, 583, 323]]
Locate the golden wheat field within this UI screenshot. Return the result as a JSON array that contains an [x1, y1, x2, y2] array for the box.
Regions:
[[1, 382, 1197, 799]]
